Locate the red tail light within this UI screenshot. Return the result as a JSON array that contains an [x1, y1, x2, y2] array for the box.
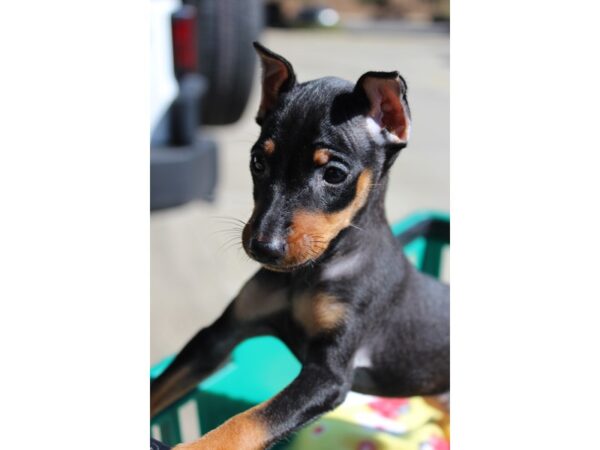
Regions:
[[171, 5, 198, 79]]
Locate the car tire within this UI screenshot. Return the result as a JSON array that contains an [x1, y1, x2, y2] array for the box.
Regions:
[[186, 0, 264, 125]]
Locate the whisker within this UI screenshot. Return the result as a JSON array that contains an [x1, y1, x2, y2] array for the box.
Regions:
[[210, 216, 248, 225], [219, 242, 244, 256], [214, 236, 240, 246], [225, 241, 244, 252], [211, 227, 243, 234], [210, 228, 244, 239], [212, 224, 245, 232], [217, 236, 241, 251], [348, 223, 364, 232], [237, 250, 254, 263]]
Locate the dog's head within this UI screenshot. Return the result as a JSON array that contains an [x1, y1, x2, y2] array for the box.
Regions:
[[242, 43, 411, 271]]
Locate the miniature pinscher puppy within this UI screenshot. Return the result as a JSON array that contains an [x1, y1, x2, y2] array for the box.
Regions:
[[151, 42, 450, 450]]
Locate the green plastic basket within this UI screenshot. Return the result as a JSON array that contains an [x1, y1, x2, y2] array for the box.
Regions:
[[151, 211, 449, 447]]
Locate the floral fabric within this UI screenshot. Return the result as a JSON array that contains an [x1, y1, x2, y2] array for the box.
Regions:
[[288, 392, 449, 450]]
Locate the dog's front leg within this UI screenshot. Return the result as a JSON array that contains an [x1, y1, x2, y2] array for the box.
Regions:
[[174, 341, 353, 450], [150, 301, 243, 417], [151, 269, 289, 417]]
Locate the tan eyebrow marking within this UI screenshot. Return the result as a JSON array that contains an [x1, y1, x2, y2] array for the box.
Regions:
[[313, 148, 331, 166], [264, 139, 275, 155]]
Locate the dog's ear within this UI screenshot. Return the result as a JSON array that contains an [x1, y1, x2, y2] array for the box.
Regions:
[[253, 42, 296, 125], [355, 71, 411, 146]]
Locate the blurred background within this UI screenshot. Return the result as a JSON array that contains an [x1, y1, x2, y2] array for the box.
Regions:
[[150, 0, 449, 365]]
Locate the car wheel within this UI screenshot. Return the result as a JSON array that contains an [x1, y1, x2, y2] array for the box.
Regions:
[[186, 0, 264, 125]]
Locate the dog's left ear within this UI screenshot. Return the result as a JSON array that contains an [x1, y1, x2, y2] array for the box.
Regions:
[[253, 42, 297, 125], [355, 71, 411, 146]]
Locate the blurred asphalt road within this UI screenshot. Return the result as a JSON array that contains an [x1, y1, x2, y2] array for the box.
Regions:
[[151, 27, 449, 364]]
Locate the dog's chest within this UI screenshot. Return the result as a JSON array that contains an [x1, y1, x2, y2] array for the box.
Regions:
[[291, 291, 347, 337], [319, 252, 363, 281]]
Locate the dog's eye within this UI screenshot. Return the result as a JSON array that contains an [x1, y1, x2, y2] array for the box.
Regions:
[[251, 155, 266, 174], [323, 167, 348, 184]]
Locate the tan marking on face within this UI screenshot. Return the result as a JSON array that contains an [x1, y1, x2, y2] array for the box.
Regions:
[[175, 401, 272, 450], [264, 139, 275, 155], [293, 292, 347, 336], [313, 148, 331, 166], [284, 170, 372, 267], [233, 278, 287, 321]]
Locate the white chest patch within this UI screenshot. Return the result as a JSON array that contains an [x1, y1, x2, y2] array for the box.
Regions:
[[321, 252, 363, 281], [353, 345, 373, 369]]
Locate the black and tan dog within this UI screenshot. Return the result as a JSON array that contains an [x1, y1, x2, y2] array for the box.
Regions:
[[151, 42, 450, 450]]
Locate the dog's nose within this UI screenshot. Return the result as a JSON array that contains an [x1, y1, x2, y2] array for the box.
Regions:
[[249, 236, 287, 263]]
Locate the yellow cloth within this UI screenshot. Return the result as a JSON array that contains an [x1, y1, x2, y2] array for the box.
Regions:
[[288, 392, 449, 450]]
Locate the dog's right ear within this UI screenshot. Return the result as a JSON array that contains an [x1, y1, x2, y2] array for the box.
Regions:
[[253, 42, 296, 125], [355, 71, 411, 146]]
